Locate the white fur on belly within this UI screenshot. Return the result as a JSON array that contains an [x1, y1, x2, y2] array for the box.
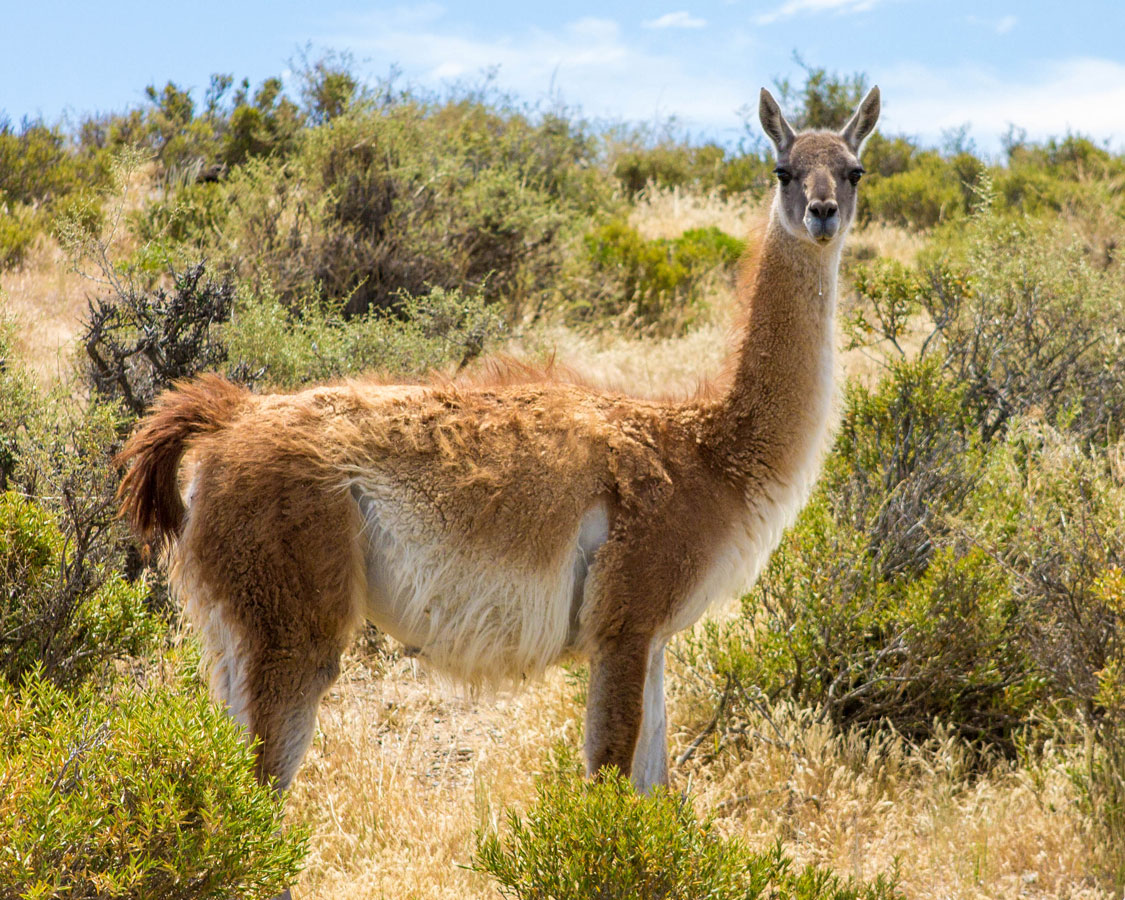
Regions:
[[351, 479, 608, 687]]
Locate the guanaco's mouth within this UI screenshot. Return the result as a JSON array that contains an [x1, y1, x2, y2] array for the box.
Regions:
[[804, 213, 840, 242]]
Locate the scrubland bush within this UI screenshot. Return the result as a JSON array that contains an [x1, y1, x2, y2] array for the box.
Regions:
[[684, 359, 1041, 749], [687, 198, 1125, 745], [682, 191, 1125, 882], [474, 754, 899, 900], [0, 202, 38, 270], [0, 120, 111, 267], [0, 489, 158, 689], [225, 284, 505, 387], [860, 153, 967, 228], [83, 263, 238, 415], [610, 139, 772, 198], [0, 322, 161, 688], [0, 671, 306, 900], [1, 306, 303, 898], [573, 220, 744, 331], [138, 93, 610, 321]]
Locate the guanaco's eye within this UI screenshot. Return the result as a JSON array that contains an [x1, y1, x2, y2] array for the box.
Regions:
[[774, 167, 792, 186], [848, 167, 864, 186]]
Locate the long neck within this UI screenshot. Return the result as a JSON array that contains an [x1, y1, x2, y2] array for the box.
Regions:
[[708, 201, 841, 487]]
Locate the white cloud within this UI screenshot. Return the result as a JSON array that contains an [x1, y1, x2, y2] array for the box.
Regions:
[[325, 13, 750, 135], [320, 11, 1125, 154], [754, 0, 884, 26], [643, 11, 707, 29], [877, 57, 1125, 153], [966, 13, 1018, 35]]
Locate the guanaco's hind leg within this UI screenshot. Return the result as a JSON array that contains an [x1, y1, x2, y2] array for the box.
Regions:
[[245, 639, 345, 790]]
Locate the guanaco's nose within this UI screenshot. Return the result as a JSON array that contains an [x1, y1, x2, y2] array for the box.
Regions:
[[807, 199, 838, 220]]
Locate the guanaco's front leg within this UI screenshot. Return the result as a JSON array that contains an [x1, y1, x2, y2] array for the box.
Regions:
[[584, 632, 668, 792]]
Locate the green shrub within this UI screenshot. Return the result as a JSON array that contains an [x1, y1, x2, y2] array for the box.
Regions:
[[609, 138, 773, 198], [0, 203, 38, 270], [144, 94, 608, 320], [0, 671, 306, 899], [683, 359, 1045, 749], [49, 189, 105, 243], [0, 482, 159, 689], [686, 195, 1125, 762], [0, 120, 108, 207], [220, 76, 303, 167], [574, 220, 744, 332], [225, 284, 505, 388], [474, 753, 899, 900], [0, 321, 163, 687], [920, 196, 1125, 444], [1076, 566, 1125, 885], [860, 153, 966, 228]]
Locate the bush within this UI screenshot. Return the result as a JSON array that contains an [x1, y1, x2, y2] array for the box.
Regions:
[[0, 671, 306, 899], [610, 141, 772, 198], [1, 315, 162, 689], [473, 753, 899, 900], [860, 153, 966, 228], [684, 196, 1125, 766], [0, 490, 157, 689], [683, 359, 1045, 749], [0, 318, 36, 489], [574, 220, 744, 332], [0, 120, 110, 258], [142, 94, 609, 320], [83, 262, 239, 416], [225, 284, 505, 388], [0, 203, 39, 270], [920, 195, 1125, 444]]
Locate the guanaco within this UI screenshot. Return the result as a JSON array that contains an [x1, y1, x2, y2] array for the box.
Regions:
[[117, 85, 880, 799]]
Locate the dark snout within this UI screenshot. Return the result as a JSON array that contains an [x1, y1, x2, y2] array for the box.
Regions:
[[804, 199, 839, 242]]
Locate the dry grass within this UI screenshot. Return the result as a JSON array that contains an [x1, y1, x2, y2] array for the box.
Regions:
[[289, 652, 582, 899], [287, 635, 1108, 900], [846, 221, 926, 265], [664, 661, 1108, 900], [629, 185, 767, 241], [0, 157, 156, 385], [0, 238, 91, 383]]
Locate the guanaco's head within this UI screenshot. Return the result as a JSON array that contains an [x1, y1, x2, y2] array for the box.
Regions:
[[759, 85, 880, 245]]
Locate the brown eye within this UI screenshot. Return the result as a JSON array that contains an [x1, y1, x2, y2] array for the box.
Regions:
[[775, 167, 792, 186], [848, 168, 864, 186]]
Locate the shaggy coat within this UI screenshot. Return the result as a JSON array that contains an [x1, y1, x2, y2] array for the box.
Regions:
[[116, 86, 880, 795]]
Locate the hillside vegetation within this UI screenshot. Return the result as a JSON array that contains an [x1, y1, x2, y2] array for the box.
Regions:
[[1, 58, 1124, 899]]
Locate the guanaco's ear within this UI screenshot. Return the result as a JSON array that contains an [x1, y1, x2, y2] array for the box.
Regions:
[[759, 88, 796, 155], [840, 86, 880, 152]]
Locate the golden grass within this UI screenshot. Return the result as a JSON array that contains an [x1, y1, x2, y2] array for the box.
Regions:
[[289, 654, 582, 899], [664, 664, 1108, 900], [287, 635, 1108, 900], [847, 221, 926, 265], [0, 238, 91, 384], [0, 157, 155, 386], [629, 185, 768, 240]]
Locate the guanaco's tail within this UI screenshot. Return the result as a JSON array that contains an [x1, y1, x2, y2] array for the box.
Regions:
[[115, 374, 250, 550]]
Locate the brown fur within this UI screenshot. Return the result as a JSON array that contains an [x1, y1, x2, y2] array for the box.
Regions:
[[115, 374, 250, 551], [116, 90, 880, 820]]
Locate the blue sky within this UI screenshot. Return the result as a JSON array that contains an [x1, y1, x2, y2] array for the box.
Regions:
[[3, 1, 1123, 155]]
